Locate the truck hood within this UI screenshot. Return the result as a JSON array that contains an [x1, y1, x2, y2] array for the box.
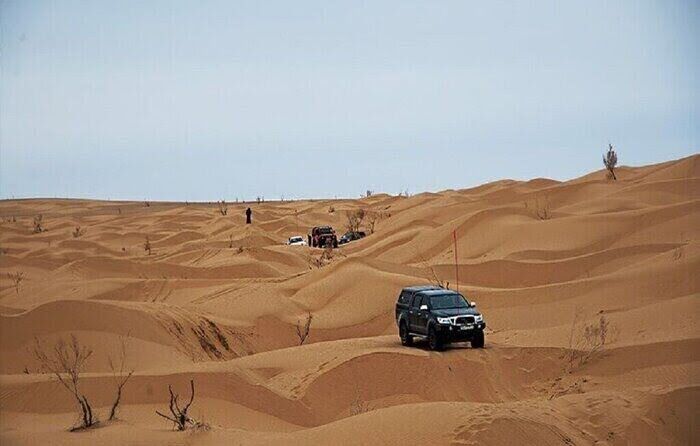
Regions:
[[431, 308, 480, 317]]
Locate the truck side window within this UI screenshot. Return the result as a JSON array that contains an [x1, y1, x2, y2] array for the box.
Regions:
[[411, 295, 422, 309], [399, 292, 409, 304]]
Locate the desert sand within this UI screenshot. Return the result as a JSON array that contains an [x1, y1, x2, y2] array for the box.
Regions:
[[0, 155, 698, 445]]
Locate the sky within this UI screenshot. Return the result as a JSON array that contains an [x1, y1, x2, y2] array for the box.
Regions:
[[1, 0, 698, 201]]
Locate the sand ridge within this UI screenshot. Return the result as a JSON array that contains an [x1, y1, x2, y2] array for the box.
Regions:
[[0, 155, 698, 444]]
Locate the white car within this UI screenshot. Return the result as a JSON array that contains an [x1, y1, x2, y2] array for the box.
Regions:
[[287, 235, 307, 246]]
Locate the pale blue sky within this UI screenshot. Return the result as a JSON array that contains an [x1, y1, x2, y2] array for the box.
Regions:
[[1, 1, 698, 201]]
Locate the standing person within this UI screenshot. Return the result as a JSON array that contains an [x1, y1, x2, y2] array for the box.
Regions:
[[245, 207, 252, 224]]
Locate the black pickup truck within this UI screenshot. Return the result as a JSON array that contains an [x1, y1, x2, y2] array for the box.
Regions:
[[395, 286, 485, 350]]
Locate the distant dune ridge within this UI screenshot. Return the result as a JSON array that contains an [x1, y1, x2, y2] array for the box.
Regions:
[[0, 155, 698, 445]]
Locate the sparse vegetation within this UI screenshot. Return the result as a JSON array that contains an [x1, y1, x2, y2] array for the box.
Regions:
[[328, 205, 335, 213], [107, 336, 134, 421], [8, 271, 25, 294], [365, 190, 373, 198], [218, 200, 228, 216], [365, 210, 387, 234], [603, 144, 618, 180], [236, 246, 244, 254], [418, 252, 446, 288], [144, 201, 150, 207], [72, 226, 85, 238], [566, 310, 611, 371], [350, 392, 371, 415], [295, 312, 313, 345], [229, 234, 234, 249], [535, 195, 551, 220], [33, 335, 96, 430], [310, 244, 334, 268], [33, 215, 44, 233], [144, 237, 152, 255], [345, 209, 366, 233], [155, 380, 204, 431]]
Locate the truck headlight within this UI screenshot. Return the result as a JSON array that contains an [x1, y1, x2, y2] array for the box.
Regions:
[[436, 317, 451, 324], [475, 314, 483, 322]]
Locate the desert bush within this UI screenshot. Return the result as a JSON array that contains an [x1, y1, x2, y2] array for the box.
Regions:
[[418, 252, 446, 288], [144, 201, 150, 207], [33, 215, 44, 233], [218, 200, 228, 216], [144, 237, 152, 255], [72, 226, 85, 238], [328, 205, 335, 213], [33, 335, 96, 430], [107, 336, 134, 421], [8, 271, 25, 294], [365, 190, 373, 198], [296, 312, 313, 345], [603, 144, 618, 180], [566, 310, 611, 371], [535, 195, 550, 220], [365, 210, 387, 234], [345, 209, 366, 233], [350, 392, 371, 416], [229, 234, 234, 249], [156, 380, 200, 431], [236, 246, 244, 254], [310, 245, 334, 268]]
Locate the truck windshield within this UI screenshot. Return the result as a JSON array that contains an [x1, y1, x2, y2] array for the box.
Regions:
[[430, 294, 469, 309]]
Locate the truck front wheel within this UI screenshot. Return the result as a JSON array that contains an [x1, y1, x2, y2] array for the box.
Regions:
[[428, 326, 443, 351], [471, 330, 485, 348]]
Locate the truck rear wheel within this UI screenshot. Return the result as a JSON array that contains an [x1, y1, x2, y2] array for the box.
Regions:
[[471, 330, 485, 348], [399, 321, 413, 346]]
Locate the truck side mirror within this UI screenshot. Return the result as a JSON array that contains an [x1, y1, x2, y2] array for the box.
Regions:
[[470, 301, 477, 308], [420, 304, 428, 311]]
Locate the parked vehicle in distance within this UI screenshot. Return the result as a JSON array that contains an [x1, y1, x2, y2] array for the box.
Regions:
[[395, 286, 485, 350], [338, 231, 366, 245], [287, 235, 307, 246], [308, 226, 338, 248]]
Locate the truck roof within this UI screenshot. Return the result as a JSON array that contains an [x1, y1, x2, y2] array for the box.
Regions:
[[416, 289, 462, 297], [401, 285, 443, 293]]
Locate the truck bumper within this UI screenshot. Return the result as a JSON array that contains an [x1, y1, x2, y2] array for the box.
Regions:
[[435, 322, 485, 342]]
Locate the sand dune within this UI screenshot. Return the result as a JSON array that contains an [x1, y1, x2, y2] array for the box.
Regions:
[[0, 155, 698, 445]]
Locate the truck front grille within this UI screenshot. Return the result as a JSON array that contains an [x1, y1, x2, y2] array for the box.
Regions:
[[455, 316, 475, 325]]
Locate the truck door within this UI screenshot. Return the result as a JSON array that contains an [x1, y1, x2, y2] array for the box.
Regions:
[[409, 294, 423, 333], [415, 296, 431, 335]]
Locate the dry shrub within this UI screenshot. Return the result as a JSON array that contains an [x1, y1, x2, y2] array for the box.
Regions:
[[156, 380, 201, 431], [328, 205, 335, 213], [566, 310, 612, 371], [228, 234, 234, 249], [417, 252, 446, 288], [310, 245, 334, 268], [33, 335, 96, 430], [350, 392, 371, 416], [8, 271, 25, 294], [144, 201, 150, 207], [144, 237, 152, 255], [72, 226, 85, 238], [345, 209, 366, 233], [365, 210, 388, 234], [218, 200, 228, 216], [535, 195, 550, 220], [603, 144, 618, 180], [295, 312, 313, 345], [108, 335, 134, 421], [236, 246, 244, 254], [33, 215, 44, 233]]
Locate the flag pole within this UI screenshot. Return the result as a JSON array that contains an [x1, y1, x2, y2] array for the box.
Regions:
[[453, 229, 459, 293]]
